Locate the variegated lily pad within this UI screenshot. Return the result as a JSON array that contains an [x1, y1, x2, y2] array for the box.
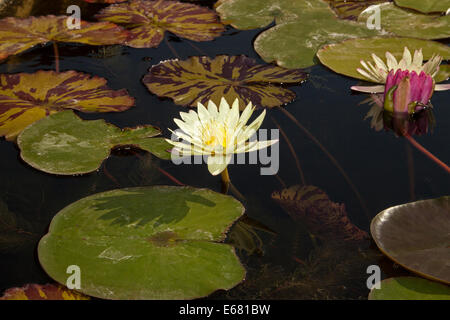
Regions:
[[371, 197, 450, 284], [38, 186, 246, 300], [143, 55, 307, 109], [18, 111, 171, 175], [0, 15, 127, 60], [215, 0, 378, 68], [0, 284, 90, 300], [95, 0, 224, 48], [0, 70, 134, 141], [317, 37, 450, 83], [358, 3, 450, 40], [394, 0, 450, 14], [324, 0, 389, 20]]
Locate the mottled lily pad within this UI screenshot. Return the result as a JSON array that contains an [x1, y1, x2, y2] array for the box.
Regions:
[[0, 284, 90, 300], [143, 55, 307, 109], [317, 37, 450, 83], [95, 0, 224, 48], [18, 111, 171, 175], [371, 197, 450, 284], [0, 15, 127, 60], [369, 277, 450, 300], [394, 0, 450, 14], [215, 0, 378, 68], [38, 186, 246, 300], [358, 3, 450, 40], [0, 70, 134, 141], [324, 0, 389, 20]]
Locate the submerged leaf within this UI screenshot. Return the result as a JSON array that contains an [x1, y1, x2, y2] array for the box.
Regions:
[[358, 3, 450, 40], [0, 15, 127, 60], [18, 111, 171, 175], [95, 0, 224, 48], [317, 37, 450, 83], [0, 70, 135, 140], [0, 284, 90, 300], [369, 277, 450, 300], [272, 185, 368, 242], [215, 0, 378, 68], [371, 197, 450, 284], [394, 0, 450, 14], [38, 186, 246, 300], [143, 55, 307, 109]]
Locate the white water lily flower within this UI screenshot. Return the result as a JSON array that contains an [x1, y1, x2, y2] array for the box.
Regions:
[[166, 98, 278, 175]]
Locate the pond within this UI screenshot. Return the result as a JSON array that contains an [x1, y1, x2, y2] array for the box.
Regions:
[[0, 0, 448, 300]]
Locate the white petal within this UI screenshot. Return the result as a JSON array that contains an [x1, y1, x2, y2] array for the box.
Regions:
[[371, 53, 387, 72], [385, 52, 398, 71], [197, 102, 211, 126], [207, 154, 231, 175], [226, 98, 240, 129], [402, 47, 412, 67], [434, 83, 450, 91], [357, 68, 379, 83], [412, 48, 423, 68], [207, 100, 218, 117], [351, 85, 385, 93]]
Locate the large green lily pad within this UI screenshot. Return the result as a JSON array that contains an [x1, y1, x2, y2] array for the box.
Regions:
[[143, 55, 307, 109], [18, 111, 171, 175], [369, 277, 450, 300], [38, 186, 246, 300], [358, 3, 450, 40], [0, 15, 127, 60], [95, 0, 224, 48], [215, 0, 378, 68], [317, 37, 450, 83], [0, 70, 135, 141], [394, 0, 450, 14], [371, 197, 450, 284]]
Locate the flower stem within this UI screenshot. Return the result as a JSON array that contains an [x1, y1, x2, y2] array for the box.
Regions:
[[405, 134, 450, 174], [221, 167, 230, 194], [53, 42, 59, 73]]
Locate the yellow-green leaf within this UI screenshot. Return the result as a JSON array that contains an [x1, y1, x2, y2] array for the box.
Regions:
[[95, 0, 224, 48], [142, 55, 307, 109], [0, 70, 135, 140]]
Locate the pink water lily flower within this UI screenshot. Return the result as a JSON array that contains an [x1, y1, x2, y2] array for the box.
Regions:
[[351, 47, 450, 114]]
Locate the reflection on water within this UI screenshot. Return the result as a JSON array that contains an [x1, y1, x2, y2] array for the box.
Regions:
[[0, 0, 449, 299]]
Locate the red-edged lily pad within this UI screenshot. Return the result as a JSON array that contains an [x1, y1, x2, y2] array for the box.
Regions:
[[0, 70, 134, 140], [371, 197, 450, 284], [0, 284, 90, 300], [0, 15, 128, 60], [95, 0, 224, 48], [143, 55, 307, 109]]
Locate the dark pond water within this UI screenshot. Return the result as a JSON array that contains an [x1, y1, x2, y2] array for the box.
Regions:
[[0, 0, 448, 299]]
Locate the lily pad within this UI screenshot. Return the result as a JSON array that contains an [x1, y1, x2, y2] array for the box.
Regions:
[[0, 70, 134, 141], [215, 0, 378, 68], [143, 55, 307, 109], [0, 15, 128, 60], [358, 3, 450, 40], [18, 111, 171, 175], [324, 0, 389, 20], [369, 277, 450, 300], [0, 284, 90, 300], [317, 37, 450, 83], [38, 186, 246, 300], [371, 197, 450, 284], [95, 0, 224, 48], [394, 0, 450, 14]]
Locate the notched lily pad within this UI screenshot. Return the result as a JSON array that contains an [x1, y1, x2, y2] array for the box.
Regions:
[[215, 0, 378, 68], [317, 37, 450, 83], [369, 277, 450, 300], [358, 3, 450, 40], [143, 55, 307, 109], [0, 70, 135, 141], [0, 15, 128, 60], [38, 186, 246, 300], [371, 197, 450, 284], [95, 0, 224, 48], [0, 284, 90, 300], [18, 111, 171, 175]]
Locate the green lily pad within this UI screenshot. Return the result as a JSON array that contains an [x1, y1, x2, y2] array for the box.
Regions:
[[324, 0, 389, 20], [358, 3, 450, 40], [371, 197, 450, 284], [317, 37, 450, 83], [38, 186, 246, 300], [394, 0, 450, 14], [18, 111, 171, 175], [95, 0, 224, 48], [143, 55, 307, 109], [215, 0, 378, 68], [369, 277, 450, 300]]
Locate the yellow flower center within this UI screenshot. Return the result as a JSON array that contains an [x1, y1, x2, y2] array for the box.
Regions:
[[201, 121, 228, 149]]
